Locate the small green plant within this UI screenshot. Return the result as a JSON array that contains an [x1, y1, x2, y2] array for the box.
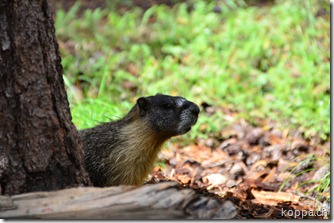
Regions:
[[279, 153, 330, 208], [279, 154, 317, 191]]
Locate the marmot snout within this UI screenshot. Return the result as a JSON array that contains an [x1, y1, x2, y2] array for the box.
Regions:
[[137, 94, 199, 137]]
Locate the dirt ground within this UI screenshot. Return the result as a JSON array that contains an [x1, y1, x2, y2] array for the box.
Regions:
[[51, 0, 330, 219], [148, 115, 330, 219]]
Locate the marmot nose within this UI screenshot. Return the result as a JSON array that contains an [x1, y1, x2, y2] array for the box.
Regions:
[[180, 100, 200, 116], [190, 103, 200, 116]]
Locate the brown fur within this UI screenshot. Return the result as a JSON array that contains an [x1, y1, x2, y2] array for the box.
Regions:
[[104, 119, 166, 186]]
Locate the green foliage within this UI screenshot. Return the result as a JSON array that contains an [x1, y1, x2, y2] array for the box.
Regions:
[[55, 0, 329, 141]]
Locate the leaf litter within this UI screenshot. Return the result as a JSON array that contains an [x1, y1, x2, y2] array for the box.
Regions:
[[147, 109, 330, 219]]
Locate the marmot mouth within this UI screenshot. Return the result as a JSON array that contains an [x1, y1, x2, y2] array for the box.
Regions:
[[185, 117, 197, 133]]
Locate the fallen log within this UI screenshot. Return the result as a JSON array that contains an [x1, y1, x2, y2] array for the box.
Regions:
[[0, 182, 236, 219]]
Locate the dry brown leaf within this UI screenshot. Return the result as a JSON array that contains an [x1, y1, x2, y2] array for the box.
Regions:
[[176, 174, 191, 184], [262, 167, 277, 183], [276, 172, 295, 182], [247, 169, 269, 180], [249, 159, 268, 172], [202, 173, 228, 189], [251, 189, 300, 204], [268, 134, 283, 145]]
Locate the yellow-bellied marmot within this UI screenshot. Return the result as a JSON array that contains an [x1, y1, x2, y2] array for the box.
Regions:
[[79, 94, 200, 187]]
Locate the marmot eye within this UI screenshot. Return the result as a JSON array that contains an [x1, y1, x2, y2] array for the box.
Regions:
[[163, 102, 173, 109]]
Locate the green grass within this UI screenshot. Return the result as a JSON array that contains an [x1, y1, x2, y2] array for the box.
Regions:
[[279, 152, 330, 207], [55, 0, 330, 141]]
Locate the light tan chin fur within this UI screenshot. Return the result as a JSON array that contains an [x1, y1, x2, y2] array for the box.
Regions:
[[103, 119, 166, 186]]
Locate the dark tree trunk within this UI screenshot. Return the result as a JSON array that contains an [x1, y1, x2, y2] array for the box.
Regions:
[[0, 0, 91, 195]]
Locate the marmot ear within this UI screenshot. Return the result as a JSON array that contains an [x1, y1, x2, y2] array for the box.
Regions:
[[137, 97, 149, 116]]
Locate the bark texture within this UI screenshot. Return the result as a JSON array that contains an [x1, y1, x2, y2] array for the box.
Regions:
[[0, 0, 91, 195]]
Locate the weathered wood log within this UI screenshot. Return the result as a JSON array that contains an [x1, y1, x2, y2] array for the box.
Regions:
[[0, 182, 236, 219]]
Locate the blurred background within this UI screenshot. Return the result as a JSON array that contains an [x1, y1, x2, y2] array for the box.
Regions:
[[51, 0, 330, 217], [52, 0, 329, 140]]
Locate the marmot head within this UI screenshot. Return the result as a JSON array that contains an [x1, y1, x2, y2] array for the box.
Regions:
[[136, 94, 200, 138]]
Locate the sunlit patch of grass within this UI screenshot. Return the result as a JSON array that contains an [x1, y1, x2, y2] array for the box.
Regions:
[[56, 0, 329, 141]]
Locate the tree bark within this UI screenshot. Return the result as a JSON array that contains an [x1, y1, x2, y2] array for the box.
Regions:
[[0, 0, 91, 195]]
